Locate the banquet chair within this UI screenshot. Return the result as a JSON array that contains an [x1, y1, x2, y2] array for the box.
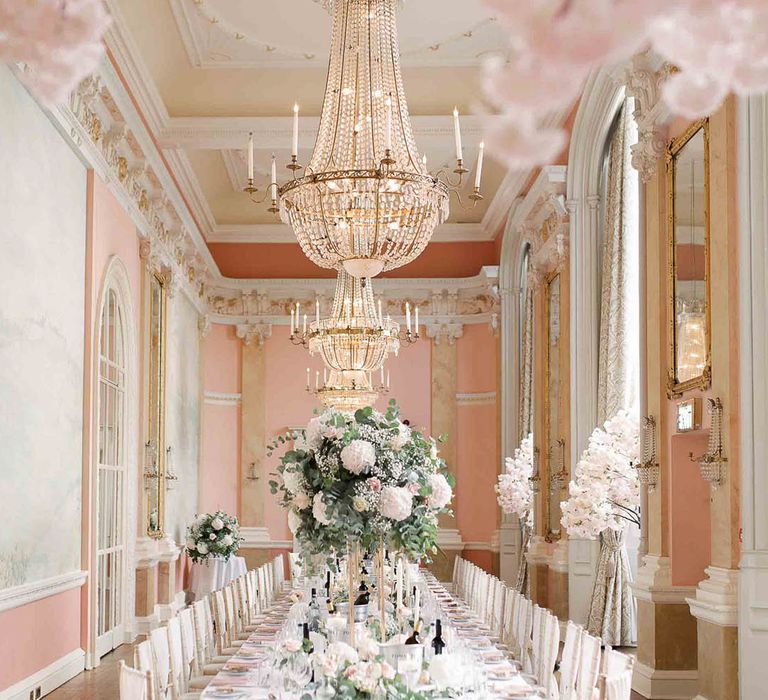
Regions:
[[235, 575, 259, 632], [273, 553, 287, 590], [598, 648, 634, 700], [149, 626, 173, 699], [247, 569, 266, 619], [119, 660, 153, 700], [538, 610, 561, 698], [191, 599, 230, 674], [179, 607, 211, 692], [450, 555, 461, 592], [575, 632, 602, 700], [212, 589, 246, 652], [491, 579, 506, 639], [525, 604, 542, 675], [166, 616, 199, 699], [555, 621, 583, 700], [501, 587, 518, 650], [134, 640, 159, 699]]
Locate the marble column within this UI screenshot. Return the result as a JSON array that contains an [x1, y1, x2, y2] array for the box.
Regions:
[[685, 98, 740, 700], [237, 324, 271, 526], [737, 92, 768, 700], [428, 324, 463, 581], [632, 149, 699, 700]]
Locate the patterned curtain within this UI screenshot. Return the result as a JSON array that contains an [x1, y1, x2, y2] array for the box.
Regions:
[[516, 256, 534, 593], [588, 101, 640, 645]]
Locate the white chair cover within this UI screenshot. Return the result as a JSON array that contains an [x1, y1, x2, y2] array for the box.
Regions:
[[119, 660, 151, 700]]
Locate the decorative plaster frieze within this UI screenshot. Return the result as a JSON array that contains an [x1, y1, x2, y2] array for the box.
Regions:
[[622, 50, 673, 183], [236, 323, 273, 346], [48, 63, 212, 316], [198, 314, 211, 338], [207, 268, 500, 331]]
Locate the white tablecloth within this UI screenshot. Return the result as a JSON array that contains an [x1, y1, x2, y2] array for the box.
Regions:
[[189, 556, 247, 600]]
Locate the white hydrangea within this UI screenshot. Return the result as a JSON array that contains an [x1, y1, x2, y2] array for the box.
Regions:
[[305, 416, 325, 451], [379, 486, 413, 521], [292, 490, 311, 511], [211, 517, 224, 530], [282, 469, 303, 494], [313, 492, 333, 526], [341, 439, 376, 475], [427, 473, 452, 509], [389, 422, 411, 451], [221, 534, 234, 547], [288, 509, 302, 534]]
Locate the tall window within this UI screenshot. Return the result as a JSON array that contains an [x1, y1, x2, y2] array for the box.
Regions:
[[96, 286, 127, 656]]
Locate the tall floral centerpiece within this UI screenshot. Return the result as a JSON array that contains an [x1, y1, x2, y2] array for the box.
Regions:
[[495, 433, 534, 525], [269, 401, 454, 565], [560, 410, 641, 539], [185, 511, 244, 563]]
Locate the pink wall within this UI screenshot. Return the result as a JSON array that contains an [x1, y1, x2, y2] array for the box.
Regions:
[[0, 589, 83, 690], [200, 324, 242, 515], [456, 325, 500, 545], [669, 431, 712, 586]]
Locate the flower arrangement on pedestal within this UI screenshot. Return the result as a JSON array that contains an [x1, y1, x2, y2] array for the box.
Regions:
[[185, 511, 244, 563], [269, 401, 454, 564], [560, 410, 641, 539], [495, 432, 534, 527]]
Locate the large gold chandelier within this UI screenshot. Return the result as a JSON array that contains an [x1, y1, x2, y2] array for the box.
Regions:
[[290, 271, 419, 409], [246, 0, 484, 279]]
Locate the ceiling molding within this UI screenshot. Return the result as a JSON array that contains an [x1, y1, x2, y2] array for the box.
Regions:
[[164, 147, 218, 235], [207, 221, 491, 244], [103, 0, 170, 136]]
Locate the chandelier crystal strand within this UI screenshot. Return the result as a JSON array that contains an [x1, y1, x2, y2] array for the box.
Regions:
[[279, 0, 450, 278]]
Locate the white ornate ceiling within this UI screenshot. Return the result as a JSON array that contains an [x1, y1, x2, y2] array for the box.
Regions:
[[171, 0, 507, 68], [103, 0, 562, 268]]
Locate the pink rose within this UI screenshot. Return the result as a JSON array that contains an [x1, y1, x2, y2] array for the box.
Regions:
[[408, 483, 420, 495], [367, 477, 381, 492]]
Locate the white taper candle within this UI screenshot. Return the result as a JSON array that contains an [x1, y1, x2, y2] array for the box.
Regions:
[[453, 107, 462, 161], [247, 131, 254, 181], [405, 302, 411, 333], [474, 141, 485, 189], [271, 154, 278, 199], [292, 103, 300, 157]]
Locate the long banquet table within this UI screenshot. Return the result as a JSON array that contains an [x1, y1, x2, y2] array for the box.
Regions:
[[200, 571, 539, 699]]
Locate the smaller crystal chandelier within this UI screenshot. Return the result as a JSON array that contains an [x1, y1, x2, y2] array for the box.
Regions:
[[289, 270, 419, 409], [676, 300, 706, 382]]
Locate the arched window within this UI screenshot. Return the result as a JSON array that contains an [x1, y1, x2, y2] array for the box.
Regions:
[[95, 284, 128, 657]]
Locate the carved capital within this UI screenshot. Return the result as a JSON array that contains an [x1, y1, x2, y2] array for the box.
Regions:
[[236, 323, 272, 346], [426, 322, 464, 345]]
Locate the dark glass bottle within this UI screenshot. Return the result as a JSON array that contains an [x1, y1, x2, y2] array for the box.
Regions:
[[431, 619, 446, 655], [405, 619, 422, 645], [354, 588, 370, 606]]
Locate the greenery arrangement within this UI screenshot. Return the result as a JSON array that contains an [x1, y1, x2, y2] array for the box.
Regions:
[[185, 510, 244, 563], [269, 401, 454, 564]]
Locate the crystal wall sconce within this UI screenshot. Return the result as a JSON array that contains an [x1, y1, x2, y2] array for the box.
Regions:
[[246, 462, 260, 482], [165, 446, 178, 490], [529, 446, 541, 494], [690, 398, 728, 487], [143, 440, 159, 488], [636, 415, 660, 491], [549, 438, 568, 492]]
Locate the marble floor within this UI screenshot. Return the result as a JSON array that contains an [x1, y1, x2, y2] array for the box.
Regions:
[[44, 642, 647, 700]]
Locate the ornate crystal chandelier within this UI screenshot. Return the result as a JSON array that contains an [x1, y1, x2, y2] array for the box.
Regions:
[[245, 0, 485, 278], [290, 270, 419, 409]]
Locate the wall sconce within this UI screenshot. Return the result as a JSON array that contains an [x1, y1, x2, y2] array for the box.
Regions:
[[165, 446, 178, 490], [529, 446, 541, 494], [690, 398, 727, 487], [246, 462, 260, 482], [549, 438, 567, 492], [636, 415, 660, 490], [143, 440, 159, 487]]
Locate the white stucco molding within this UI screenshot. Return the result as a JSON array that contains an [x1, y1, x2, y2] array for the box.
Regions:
[[0, 570, 88, 613]]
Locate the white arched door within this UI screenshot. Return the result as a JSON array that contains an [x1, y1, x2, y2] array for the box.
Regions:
[[95, 286, 128, 657]]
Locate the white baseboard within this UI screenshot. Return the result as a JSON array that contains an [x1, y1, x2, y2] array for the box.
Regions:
[[632, 659, 698, 700], [133, 611, 160, 634], [157, 590, 186, 621], [0, 648, 85, 700]]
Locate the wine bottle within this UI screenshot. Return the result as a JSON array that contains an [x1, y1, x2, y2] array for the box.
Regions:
[[302, 622, 314, 652], [325, 571, 331, 597], [405, 619, 422, 645], [431, 619, 446, 655], [354, 588, 370, 606]]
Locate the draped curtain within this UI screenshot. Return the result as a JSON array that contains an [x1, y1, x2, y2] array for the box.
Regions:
[[516, 256, 534, 593], [587, 101, 639, 646]]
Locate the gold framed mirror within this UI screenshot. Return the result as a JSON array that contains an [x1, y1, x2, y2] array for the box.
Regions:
[[666, 118, 711, 398], [145, 272, 167, 538], [543, 272, 564, 542]]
